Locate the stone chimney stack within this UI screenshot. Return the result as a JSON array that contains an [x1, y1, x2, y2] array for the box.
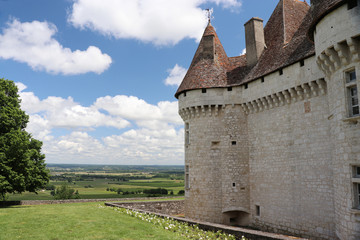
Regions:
[[244, 17, 265, 66]]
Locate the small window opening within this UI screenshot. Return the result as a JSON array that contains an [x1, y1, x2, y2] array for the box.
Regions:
[[244, 83, 248, 89], [229, 217, 236, 223], [202, 89, 207, 93], [279, 69, 283, 75], [348, 0, 358, 9], [231, 141, 236, 145], [300, 60, 305, 67], [256, 205, 260, 216], [261, 77, 264, 83], [185, 123, 190, 145], [227, 87, 232, 91], [184, 91, 186, 97], [185, 165, 190, 189], [232, 183, 236, 187]]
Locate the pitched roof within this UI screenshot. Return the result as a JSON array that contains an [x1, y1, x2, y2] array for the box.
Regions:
[[175, 0, 345, 98], [241, 0, 313, 83]]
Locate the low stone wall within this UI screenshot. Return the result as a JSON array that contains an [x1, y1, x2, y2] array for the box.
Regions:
[[108, 200, 184, 215], [106, 201, 309, 240], [0, 196, 183, 207]]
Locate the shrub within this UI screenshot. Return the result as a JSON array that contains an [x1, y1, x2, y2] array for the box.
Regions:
[[45, 184, 56, 190], [143, 188, 168, 195], [178, 190, 185, 195], [53, 184, 80, 200]]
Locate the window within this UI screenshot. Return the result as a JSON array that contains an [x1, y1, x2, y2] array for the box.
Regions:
[[279, 69, 283, 75], [352, 166, 360, 209], [255, 205, 260, 216], [300, 59, 305, 67], [202, 89, 207, 93], [348, 0, 358, 10], [244, 83, 248, 89], [232, 183, 236, 187], [346, 70, 359, 117], [184, 91, 186, 97], [185, 165, 190, 189], [261, 77, 264, 83], [231, 141, 237, 146], [185, 123, 190, 145], [227, 87, 232, 91]]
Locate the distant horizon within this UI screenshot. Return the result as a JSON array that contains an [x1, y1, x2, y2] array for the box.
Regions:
[[46, 163, 184, 166]]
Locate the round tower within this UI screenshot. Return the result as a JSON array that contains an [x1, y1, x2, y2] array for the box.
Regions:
[[310, 0, 360, 239], [176, 23, 250, 225]]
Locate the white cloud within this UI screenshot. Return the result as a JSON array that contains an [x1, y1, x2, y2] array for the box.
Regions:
[[68, 0, 242, 46], [18, 84, 130, 134], [17, 83, 184, 165], [241, 48, 246, 55], [164, 64, 187, 87], [0, 19, 112, 75], [94, 95, 182, 129]]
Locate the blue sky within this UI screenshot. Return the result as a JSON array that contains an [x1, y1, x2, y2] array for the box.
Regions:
[[0, 0, 307, 165]]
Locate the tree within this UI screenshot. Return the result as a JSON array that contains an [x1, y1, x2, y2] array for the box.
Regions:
[[53, 184, 80, 200], [0, 78, 49, 200]]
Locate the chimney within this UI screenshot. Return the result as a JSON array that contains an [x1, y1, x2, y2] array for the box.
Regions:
[[244, 17, 265, 66]]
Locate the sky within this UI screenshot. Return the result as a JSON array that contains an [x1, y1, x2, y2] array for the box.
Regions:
[[0, 0, 308, 165]]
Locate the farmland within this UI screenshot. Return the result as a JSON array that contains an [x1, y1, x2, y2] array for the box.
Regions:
[[7, 164, 185, 201]]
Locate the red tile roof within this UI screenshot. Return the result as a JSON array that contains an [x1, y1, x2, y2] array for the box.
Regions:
[[175, 0, 347, 98]]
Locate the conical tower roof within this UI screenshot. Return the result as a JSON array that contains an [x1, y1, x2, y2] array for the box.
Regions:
[[175, 23, 229, 98]]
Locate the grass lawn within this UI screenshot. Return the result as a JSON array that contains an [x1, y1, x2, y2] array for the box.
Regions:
[[0, 202, 184, 240]]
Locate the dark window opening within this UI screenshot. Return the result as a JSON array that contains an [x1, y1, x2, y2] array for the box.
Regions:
[[300, 60, 305, 67], [244, 83, 248, 89], [232, 183, 236, 187], [261, 77, 264, 83], [231, 141, 236, 145], [184, 92, 186, 97], [256, 205, 260, 216], [279, 69, 283, 75], [348, 0, 358, 9], [227, 87, 232, 91], [202, 89, 206, 93], [230, 217, 236, 223]]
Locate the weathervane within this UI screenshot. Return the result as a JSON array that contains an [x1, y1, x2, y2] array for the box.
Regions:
[[205, 8, 214, 24]]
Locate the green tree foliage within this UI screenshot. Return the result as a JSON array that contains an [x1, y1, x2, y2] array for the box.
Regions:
[[0, 78, 49, 200], [143, 188, 168, 195], [53, 184, 80, 199]]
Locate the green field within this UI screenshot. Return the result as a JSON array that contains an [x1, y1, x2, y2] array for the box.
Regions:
[[7, 165, 185, 201], [0, 202, 184, 240]]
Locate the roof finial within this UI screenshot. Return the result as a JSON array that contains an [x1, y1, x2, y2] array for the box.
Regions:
[[205, 8, 213, 24]]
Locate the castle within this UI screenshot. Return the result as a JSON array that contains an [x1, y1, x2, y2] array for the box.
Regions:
[[175, 0, 360, 239]]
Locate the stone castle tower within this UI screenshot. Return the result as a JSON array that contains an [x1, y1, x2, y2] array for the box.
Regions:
[[175, 0, 360, 239]]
